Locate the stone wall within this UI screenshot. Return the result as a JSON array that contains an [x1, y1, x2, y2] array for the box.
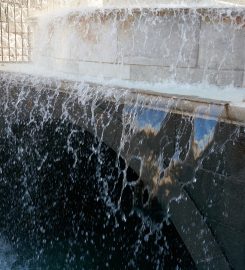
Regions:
[[31, 8, 245, 87], [104, 0, 245, 6]]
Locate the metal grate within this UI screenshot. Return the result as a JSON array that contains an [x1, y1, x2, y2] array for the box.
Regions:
[[29, 0, 48, 10], [0, 0, 30, 62], [0, 0, 80, 62]]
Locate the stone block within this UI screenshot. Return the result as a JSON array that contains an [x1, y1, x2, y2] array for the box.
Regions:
[[210, 223, 245, 270], [55, 59, 80, 74], [199, 21, 245, 71], [67, 15, 118, 63], [130, 65, 243, 87], [118, 13, 200, 68], [35, 15, 118, 64], [79, 61, 130, 79], [203, 69, 244, 87], [130, 65, 171, 82], [130, 65, 203, 84], [174, 67, 203, 84]]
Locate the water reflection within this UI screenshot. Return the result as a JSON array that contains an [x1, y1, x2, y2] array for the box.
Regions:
[[125, 106, 167, 132], [193, 118, 217, 159]]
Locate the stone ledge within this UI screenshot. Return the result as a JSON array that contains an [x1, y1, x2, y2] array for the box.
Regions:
[[130, 65, 244, 87], [1, 70, 244, 126]]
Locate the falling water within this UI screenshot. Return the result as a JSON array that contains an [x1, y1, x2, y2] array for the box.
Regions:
[[0, 72, 197, 269], [0, 2, 245, 270], [31, 5, 245, 89]]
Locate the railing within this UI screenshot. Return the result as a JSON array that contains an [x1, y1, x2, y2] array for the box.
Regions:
[[0, 0, 30, 62]]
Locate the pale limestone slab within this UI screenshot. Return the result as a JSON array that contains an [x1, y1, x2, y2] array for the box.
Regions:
[[130, 65, 171, 82], [37, 15, 118, 64], [79, 61, 130, 79], [118, 13, 200, 68], [174, 68, 204, 84], [130, 65, 203, 84], [130, 65, 243, 87], [71, 16, 118, 63], [199, 21, 245, 71], [203, 69, 244, 87]]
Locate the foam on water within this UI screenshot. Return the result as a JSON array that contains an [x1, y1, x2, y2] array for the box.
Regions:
[[1, 64, 245, 106]]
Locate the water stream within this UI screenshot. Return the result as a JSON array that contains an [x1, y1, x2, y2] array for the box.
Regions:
[[0, 73, 199, 269], [0, 2, 245, 270]]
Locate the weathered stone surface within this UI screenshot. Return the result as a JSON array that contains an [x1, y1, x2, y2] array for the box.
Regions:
[[79, 61, 130, 79], [71, 16, 118, 63], [130, 65, 171, 82], [1, 71, 245, 269], [203, 69, 244, 87], [30, 8, 245, 87], [211, 223, 245, 270], [36, 15, 118, 64], [118, 13, 200, 68], [199, 21, 245, 70], [130, 65, 204, 83], [130, 64, 245, 86]]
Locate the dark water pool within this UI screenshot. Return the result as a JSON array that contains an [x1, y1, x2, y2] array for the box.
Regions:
[[0, 118, 195, 270]]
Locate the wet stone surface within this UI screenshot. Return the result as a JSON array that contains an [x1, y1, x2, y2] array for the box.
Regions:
[[0, 120, 195, 270], [0, 73, 244, 269], [0, 75, 195, 269]]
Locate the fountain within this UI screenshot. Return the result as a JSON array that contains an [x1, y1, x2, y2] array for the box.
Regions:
[[0, 1, 245, 269]]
